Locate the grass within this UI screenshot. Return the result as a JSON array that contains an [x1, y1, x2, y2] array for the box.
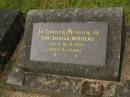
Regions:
[[0, 0, 130, 22]]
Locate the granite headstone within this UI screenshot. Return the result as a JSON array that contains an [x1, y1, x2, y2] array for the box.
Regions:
[[7, 7, 126, 85], [19, 7, 125, 80]]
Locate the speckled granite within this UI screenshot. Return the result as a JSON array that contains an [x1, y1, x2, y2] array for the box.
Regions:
[[0, 9, 24, 71]]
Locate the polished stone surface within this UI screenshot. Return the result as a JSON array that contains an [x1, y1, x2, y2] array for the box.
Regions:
[[30, 22, 108, 66]]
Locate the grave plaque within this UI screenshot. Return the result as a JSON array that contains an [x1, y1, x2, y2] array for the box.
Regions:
[[8, 7, 125, 83], [30, 22, 108, 66]]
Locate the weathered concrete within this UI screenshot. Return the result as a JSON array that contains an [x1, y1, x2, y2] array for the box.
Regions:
[[0, 9, 24, 71]]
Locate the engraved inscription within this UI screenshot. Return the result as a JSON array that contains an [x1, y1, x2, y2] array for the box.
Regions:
[[37, 29, 100, 57], [30, 22, 108, 66]]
